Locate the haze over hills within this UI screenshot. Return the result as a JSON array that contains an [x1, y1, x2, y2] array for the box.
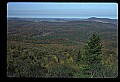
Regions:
[[83, 17, 118, 25], [7, 17, 118, 24]]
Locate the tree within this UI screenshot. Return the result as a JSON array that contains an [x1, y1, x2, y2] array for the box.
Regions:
[[84, 33, 102, 65], [84, 33, 103, 77], [76, 49, 81, 63]]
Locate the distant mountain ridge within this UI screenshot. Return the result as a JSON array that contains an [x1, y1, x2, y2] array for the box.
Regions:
[[7, 17, 118, 25], [83, 17, 118, 25]]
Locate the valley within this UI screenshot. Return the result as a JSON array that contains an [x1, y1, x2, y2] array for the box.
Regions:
[[7, 17, 118, 78]]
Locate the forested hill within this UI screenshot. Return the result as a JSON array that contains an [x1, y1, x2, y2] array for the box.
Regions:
[[7, 17, 118, 78], [83, 17, 118, 25], [7, 17, 117, 48], [7, 17, 118, 24]]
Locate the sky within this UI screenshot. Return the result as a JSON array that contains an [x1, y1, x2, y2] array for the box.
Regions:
[[7, 2, 118, 19]]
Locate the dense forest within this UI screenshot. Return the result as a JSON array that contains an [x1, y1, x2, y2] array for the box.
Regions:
[[7, 18, 118, 78]]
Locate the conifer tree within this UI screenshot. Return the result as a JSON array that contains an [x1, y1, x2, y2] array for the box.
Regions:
[[76, 49, 81, 63], [84, 33, 103, 77], [84, 33, 102, 65]]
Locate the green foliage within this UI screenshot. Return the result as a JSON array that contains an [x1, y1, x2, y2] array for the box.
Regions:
[[76, 49, 81, 63], [66, 57, 74, 64], [47, 65, 76, 78], [7, 18, 118, 78], [84, 33, 102, 65]]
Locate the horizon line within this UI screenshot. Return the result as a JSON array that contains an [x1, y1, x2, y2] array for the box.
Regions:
[[7, 16, 118, 19]]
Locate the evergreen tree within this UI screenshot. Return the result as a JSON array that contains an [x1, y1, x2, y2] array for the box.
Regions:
[[84, 33, 102, 65], [85, 33, 103, 77], [84, 33, 103, 77], [76, 49, 81, 63]]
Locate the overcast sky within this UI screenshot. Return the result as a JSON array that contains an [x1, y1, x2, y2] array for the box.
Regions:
[[7, 2, 118, 19]]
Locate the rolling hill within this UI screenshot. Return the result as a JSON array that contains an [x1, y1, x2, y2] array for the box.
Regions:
[[7, 17, 118, 78]]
